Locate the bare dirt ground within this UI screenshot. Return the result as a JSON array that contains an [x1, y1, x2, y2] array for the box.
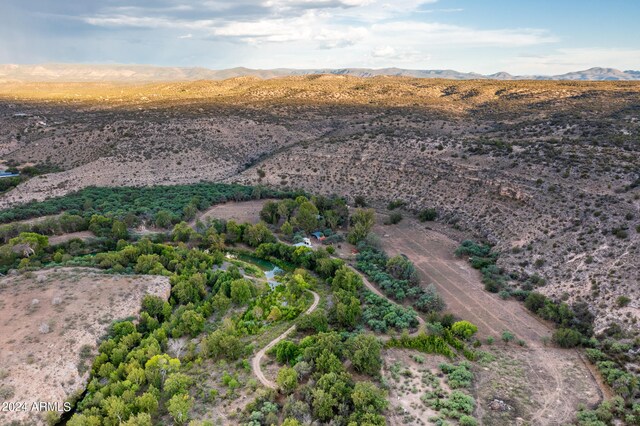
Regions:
[[376, 217, 606, 425], [0, 268, 170, 426], [383, 348, 451, 426], [48, 231, 95, 245], [196, 199, 276, 226]]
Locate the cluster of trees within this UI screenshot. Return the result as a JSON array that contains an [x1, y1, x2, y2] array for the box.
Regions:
[[347, 208, 375, 244], [0, 213, 88, 244], [260, 195, 349, 235], [524, 292, 594, 346], [238, 273, 312, 334], [356, 243, 446, 313], [586, 349, 639, 402], [361, 291, 419, 332], [259, 331, 387, 425], [455, 240, 510, 293], [68, 235, 312, 424], [0, 183, 298, 225], [255, 242, 345, 280]]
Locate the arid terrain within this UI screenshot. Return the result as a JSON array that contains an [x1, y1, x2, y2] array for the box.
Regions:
[[1, 77, 637, 334], [0, 268, 170, 425]]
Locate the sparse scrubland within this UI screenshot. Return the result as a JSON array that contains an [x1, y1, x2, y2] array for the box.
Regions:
[[0, 76, 638, 425]]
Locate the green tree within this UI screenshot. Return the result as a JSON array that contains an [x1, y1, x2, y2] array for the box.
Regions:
[[135, 391, 158, 414], [203, 327, 244, 360], [164, 373, 193, 398], [172, 222, 195, 243], [351, 381, 388, 414], [552, 328, 583, 348], [281, 220, 294, 239], [349, 334, 382, 376], [9, 232, 49, 256], [204, 227, 225, 251], [103, 395, 130, 424], [312, 388, 337, 421], [524, 292, 547, 313], [243, 222, 276, 247], [332, 266, 363, 293], [347, 208, 375, 244], [451, 321, 479, 340], [111, 220, 128, 240], [88, 215, 113, 237], [225, 220, 243, 243], [260, 200, 281, 224], [230, 279, 253, 305], [167, 393, 192, 425], [277, 366, 299, 394], [173, 273, 207, 305], [144, 354, 180, 388], [296, 201, 319, 233], [175, 310, 205, 337], [336, 295, 361, 328], [183, 203, 198, 221], [155, 210, 173, 228]]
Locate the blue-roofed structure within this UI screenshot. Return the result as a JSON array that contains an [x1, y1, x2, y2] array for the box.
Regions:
[[0, 171, 20, 179]]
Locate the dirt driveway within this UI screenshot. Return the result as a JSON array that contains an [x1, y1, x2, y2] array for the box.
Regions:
[[375, 219, 549, 343], [376, 218, 605, 425]]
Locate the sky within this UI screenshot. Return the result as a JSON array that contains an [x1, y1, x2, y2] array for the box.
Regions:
[[0, 0, 639, 74]]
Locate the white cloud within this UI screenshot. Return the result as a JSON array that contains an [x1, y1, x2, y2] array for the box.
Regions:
[[76, 0, 565, 70], [372, 22, 556, 47]]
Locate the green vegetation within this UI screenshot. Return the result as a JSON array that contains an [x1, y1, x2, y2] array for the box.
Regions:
[[260, 195, 348, 236], [356, 242, 446, 313], [361, 291, 419, 332], [347, 208, 375, 244], [418, 208, 438, 222], [386, 332, 456, 358], [0, 182, 298, 225], [455, 240, 509, 293]]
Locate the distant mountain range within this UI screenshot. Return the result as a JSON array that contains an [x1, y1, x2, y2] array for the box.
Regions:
[[1, 64, 639, 82]]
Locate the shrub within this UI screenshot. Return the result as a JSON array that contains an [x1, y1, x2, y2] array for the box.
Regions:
[[384, 212, 403, 225], [451, 321, 478, 340], [552, 328, 583, 348], [439, 362, 473, 388], [418, 208, 437, 222], [501, 330, 515, 343]]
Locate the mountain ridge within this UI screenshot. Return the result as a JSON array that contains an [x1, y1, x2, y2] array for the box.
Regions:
[[1, 64, 639, 82]]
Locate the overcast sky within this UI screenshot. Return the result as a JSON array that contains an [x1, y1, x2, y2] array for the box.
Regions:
[[1, 0, 639, 74]]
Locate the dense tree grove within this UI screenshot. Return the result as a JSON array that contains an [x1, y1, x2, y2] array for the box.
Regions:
[[356, 242, 446, 314], [260, 195, 349, 235], [0, 183, 300, 225]]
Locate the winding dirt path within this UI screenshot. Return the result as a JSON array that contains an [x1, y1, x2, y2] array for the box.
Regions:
[[251, 290, 320, 390]]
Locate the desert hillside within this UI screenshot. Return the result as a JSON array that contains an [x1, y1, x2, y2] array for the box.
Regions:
[[1, 76, 638, 332]]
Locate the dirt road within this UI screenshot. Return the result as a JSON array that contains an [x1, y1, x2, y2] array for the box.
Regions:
[[377, 221, 549, 343], [376, 218, 605, 425], [251, 290, 320, 390]]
